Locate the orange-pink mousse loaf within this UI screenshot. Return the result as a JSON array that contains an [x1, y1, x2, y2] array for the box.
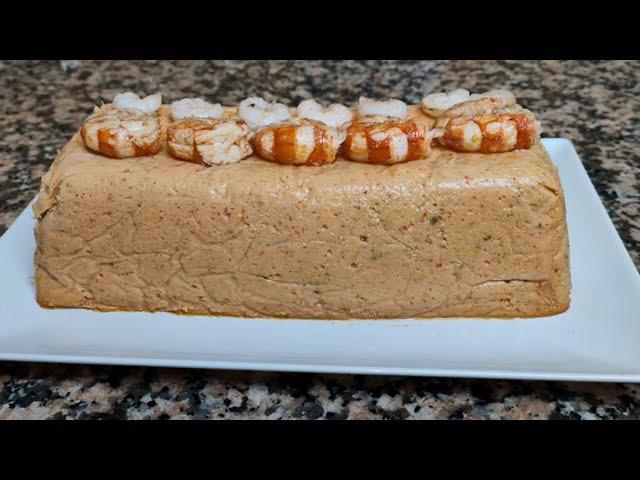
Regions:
[[33, 124, 570, 319]]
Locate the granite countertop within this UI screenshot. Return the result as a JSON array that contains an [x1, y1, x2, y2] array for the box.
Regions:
[[0, 60, 638, 420]]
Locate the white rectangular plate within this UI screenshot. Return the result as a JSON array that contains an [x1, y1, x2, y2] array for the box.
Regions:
[[1, 139, 639, 382]]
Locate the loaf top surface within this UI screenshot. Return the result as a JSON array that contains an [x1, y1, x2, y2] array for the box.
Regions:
[[34, 106, 562, 219]]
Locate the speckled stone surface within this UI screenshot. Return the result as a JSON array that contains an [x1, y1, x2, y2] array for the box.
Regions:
[[0, 60, 638, 420]]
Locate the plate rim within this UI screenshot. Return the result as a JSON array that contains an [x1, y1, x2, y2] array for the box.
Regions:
[[2, 352, 640, 382], [1, 138, 639, 382]]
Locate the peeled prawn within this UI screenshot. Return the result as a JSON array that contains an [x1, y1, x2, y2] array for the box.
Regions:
[[251, 118, 345, 166], [420, 89, 471, 117], [435, 110, 539, 153], [167, 118, 252, 166], [113, 92, 162, 114], [297, 99, 353, 128], [340, 97, 432, 164], [81, 105, 161, 158], [238, 96, 292, 131], [341, 116, 435, 165], [422, 89, 541, 153], [443, 93, 517, 119], [421, 89, 516, 118], [357, 97, 407, 119], [171, 98, 223, 120]]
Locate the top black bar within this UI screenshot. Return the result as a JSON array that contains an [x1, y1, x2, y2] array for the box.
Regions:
[[1, 3, 637, 59]]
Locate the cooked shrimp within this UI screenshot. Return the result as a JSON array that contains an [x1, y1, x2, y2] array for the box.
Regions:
[[251, 118, 345, 166], [297, 99, 353, 128], [422, 89, 541, 153], [167, 117, 252, 166], [357, 97, 407, 119], [435, 105, 541, 153], [81, 105, 161, 158], [420, 89, 471, 117], [421, 89, 515, 118], [113, 92, 162, 113], [238, 96, 292, 131], [341, 116, 437, 165], [171, 98, 223, 120], [443, 93, 517, 118]]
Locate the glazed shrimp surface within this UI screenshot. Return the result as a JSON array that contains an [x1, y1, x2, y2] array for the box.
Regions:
[[422, 89, 541, 153], [80, 92, 163, 158], [421, 89, 516, 118], [238, 96, 292, 131], [167, 98, 253, 166], [167, 118, 252, 166], [435, 109, 540, 153], [340, 98, 434, 165], [341, 116, 436, 165], [297, 99, 353, 128], [81, 105, 161, 158], [251, 118, 346, 166]]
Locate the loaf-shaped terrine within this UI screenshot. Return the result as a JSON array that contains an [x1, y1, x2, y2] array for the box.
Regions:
[[33, 102, 570, 318]]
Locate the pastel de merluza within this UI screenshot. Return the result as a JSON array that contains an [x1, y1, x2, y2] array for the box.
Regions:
[[34, 106, 570, 318]]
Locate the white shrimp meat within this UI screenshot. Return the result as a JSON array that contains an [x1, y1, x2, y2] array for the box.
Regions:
[[238, 96, 292, 131], [357, 97, 407, 119], [297, 99, 353, 128], [112, 92, 162, 113], [171, 98, 223, 120]]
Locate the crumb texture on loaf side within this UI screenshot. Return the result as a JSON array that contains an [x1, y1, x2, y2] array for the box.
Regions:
[[34, 132, 570, 319]]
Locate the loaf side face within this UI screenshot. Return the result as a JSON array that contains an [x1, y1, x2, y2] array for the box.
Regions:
[[34, 133, 570, 318]]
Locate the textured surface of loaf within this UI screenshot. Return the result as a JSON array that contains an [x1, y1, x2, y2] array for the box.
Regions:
[[33, 108, 570, 319]]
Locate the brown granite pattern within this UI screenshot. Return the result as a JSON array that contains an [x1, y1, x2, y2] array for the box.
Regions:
[[0, 60, 638, 419]]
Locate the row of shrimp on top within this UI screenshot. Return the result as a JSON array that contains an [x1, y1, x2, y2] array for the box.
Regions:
[[80, 89, 542, 167]]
